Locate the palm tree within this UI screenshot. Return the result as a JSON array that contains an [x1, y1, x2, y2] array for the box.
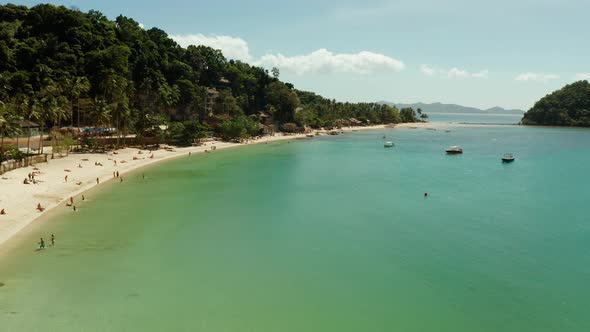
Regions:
[[0, 102, 22, 162], [89, 98, 112, 149], [75, 77, 91, 128], [26, 98, 42, 154]]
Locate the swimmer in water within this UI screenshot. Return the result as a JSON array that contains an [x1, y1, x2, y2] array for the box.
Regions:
[[51, 234, 55, 246]]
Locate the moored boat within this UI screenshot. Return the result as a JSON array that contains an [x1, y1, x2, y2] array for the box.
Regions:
[[445, 145, 463, 154], [384, 141, 394, 148], [502, 153, 515, 162]]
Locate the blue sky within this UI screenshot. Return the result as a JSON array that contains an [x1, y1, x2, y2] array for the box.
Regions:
[[15, 0, 590, 110]]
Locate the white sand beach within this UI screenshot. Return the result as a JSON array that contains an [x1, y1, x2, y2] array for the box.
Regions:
[[0, 125, 391, 248]]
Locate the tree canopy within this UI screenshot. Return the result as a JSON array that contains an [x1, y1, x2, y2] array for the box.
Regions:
[[0, 3, 417, 149], [522, 80, 590, 127]]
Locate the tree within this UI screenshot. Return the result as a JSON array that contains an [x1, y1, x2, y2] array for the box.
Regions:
[[522, 80, 590, 127], [400, 107, 417, 123], [218, 115, 259, 141], [271, 67, 280, 79], [0, 102, 22, 161]]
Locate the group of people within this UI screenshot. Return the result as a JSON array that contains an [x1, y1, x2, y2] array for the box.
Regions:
[[38, 234, 55, 249], [23, 171, 40, 184]]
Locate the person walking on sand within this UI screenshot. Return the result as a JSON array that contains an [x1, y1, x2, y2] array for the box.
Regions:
[[1, 208, 6, 215], [51, 234, 55, 246], [82, 195, 85, 201], [96, 177, 99, 184], [116, 171, 119, 178], [39, 237, 45, 249]]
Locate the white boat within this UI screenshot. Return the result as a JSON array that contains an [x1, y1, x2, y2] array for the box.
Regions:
[[384, 141, 394, 148], [445, 145, 463, 154], [502, 153, 515, 162]]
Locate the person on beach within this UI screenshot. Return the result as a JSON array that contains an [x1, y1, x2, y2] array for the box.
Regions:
[[78, 164, 82, 168], [39, 237, 45, 249], [0, 208, 6, 215], [65, 175, 68, 182], [96, 177, 99, 184], [82, 195, 85, 201], [51, 234, 55, 246], [23, 178, 30, 184], [73, 205, 76, 211], [70, 197, 74, 205], [37, 203, 44, 212], [116, 171, 119, 178], [142, 173, 145, 180], [113, 171, 116, 178]]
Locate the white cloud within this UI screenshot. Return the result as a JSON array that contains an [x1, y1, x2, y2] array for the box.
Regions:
[[514, 72, 559, 82], [256, 49, 405, 75], [170, 34, 404, 75], [420, 64, 435, 76], [420, 64, 488, 79], [575, 73, 590, 80], [170, 34, 252, 62], [471, 70, 489, 78]]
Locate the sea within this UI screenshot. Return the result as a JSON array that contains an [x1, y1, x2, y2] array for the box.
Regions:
[[1, 113, 589, 331]]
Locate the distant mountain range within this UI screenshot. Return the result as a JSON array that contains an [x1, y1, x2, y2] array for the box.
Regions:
[[378, 102, 525, 115]]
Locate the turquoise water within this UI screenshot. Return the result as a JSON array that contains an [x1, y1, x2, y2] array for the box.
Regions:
[[1, 125, 590, 331], [428, 113, 523, 124]]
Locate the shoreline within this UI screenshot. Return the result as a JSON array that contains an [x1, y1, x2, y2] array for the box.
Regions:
[[0, 124, 390, 250]]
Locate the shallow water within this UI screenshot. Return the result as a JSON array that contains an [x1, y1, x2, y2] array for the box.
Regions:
[[1, 124, 589, 331]]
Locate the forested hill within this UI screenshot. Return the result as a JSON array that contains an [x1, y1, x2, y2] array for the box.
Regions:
[[521, 81, 590, 127], [0, 3, 411, 145]]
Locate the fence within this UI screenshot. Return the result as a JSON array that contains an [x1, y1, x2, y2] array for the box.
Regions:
[[0, 154, 48, 175]]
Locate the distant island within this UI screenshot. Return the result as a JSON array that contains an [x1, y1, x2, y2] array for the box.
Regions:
[[521, 80, 590, 127], [379, 102, 524, 115]]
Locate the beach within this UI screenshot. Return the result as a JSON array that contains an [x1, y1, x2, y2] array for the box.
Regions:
[[2, 122, 589, 331], [0, 125, 390, 249]]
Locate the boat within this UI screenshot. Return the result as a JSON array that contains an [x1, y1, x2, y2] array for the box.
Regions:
[[501, 153, 515, 163], [445, 145, 463, 154], [306, 134, 315, 138], [384, 141, 394, 148]]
